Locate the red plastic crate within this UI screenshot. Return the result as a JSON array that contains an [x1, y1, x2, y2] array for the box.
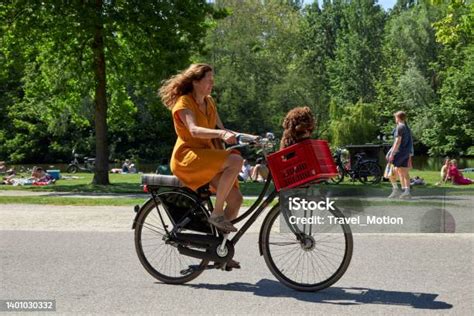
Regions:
[[267, 139, 338, 191]]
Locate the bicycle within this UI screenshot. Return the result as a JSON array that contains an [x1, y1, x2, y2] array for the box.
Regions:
[[66, 150, 95, 173], [132, 135, 353, 292], [330, 148, 382, 185]]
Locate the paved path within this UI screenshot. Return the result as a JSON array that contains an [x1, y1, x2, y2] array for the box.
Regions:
[[0, 191, 473, 314], [1, 228, 472, 315]]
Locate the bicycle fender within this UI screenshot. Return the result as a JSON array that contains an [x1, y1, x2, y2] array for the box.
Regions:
[[131, 198, 155, 230], [258, 202, 280, 256]]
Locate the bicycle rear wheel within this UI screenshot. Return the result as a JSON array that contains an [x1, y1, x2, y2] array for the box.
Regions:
[[134, 191, 212, 284], [261, 203, 353, 292], [358, 161, 382, 184]]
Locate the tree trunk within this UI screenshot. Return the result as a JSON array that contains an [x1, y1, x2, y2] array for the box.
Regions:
[[91, 0, 109, 185]]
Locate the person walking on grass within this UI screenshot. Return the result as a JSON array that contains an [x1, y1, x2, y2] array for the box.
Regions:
[[387, 111, 414, 199]]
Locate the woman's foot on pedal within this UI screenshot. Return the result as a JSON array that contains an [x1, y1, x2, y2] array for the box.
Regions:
[[207, 215, 237, 232]]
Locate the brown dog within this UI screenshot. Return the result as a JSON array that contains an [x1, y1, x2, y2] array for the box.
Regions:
[[280, 106, 315, 149]]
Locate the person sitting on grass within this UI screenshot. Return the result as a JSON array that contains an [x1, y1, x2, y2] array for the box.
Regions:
[[2, 168, 17, 185], [251, 157, 269, 182], [122, 159, 131, 173], [31, 166, 55, 185], [238, 159, 253, 182], [438, 157, 451, 185], [128, 163, 137, 173], [448, 159, 473, 185]]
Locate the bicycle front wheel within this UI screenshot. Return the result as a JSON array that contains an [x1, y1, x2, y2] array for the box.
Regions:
[[261, 203, 353, 292]]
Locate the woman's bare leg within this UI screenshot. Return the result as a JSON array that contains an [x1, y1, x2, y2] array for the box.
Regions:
[[388, 168, 400, 198], [398, 167, 411, 197], [224, 187, 243, 220], [251, 164, 261, 181], [210, 173, 243, 220], [211, 154, 243, 217]]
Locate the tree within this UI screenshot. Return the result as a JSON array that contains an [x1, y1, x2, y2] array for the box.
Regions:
[[395, 63, 435, 139], [328, 0, 386, 106], [375, 2, 441, 140], [329, 100, 378, 147], [292, 0, 346, 138], [1, 1, 215, 183], [420, 0, 474, 155]]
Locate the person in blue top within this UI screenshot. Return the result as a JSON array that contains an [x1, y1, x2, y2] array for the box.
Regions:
[[387, 111, 414, 199]]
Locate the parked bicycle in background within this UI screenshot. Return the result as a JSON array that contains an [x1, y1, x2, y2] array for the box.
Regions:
[[330, 148, 382, 184], [66, 149, 95, 173]]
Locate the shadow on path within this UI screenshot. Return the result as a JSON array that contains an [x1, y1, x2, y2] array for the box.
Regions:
[[180, 279, 452, 310]]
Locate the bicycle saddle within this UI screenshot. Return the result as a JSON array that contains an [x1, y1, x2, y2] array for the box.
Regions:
[[142, 175, 211, 199], [142, 174, 183, 188]]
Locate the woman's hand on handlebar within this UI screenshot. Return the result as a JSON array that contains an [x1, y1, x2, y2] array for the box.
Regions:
[[236, 133, 260, 144], [221, 130, 237, 145]]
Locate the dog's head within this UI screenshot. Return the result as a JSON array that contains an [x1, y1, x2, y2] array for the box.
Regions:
[[280, 106, 315, 148]]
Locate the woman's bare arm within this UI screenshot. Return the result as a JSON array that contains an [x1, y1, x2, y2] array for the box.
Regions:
[[389, 137, 402, 161], [178, 109, 236, 143]]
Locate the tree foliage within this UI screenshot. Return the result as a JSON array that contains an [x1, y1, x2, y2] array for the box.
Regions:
[[1, 0, 473, 172], [1, 0, 216, 183]]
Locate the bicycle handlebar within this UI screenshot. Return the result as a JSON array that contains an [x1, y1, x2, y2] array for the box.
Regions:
[[226, 132, 277, 154]]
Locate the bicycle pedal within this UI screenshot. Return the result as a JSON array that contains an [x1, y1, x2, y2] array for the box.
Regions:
[[180, 264, 204, 275], [180, 267, 194, 275]]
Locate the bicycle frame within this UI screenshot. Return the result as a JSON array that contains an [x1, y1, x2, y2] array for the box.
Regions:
[[229, 173, 278, 245], [145, 172, 279, 245]]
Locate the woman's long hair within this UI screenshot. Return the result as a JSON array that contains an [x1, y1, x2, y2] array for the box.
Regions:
[[159, 63, 213, 110]]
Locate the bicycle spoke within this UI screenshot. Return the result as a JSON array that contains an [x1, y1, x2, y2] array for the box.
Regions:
[[268, 241, 300, 246]]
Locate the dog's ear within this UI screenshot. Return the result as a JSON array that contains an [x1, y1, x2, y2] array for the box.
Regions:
[[282, 116, 290, 129], [282, 117, 287, 129], [282, 116, 294, 130]]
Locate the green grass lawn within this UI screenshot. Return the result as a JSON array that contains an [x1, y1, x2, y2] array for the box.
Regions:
[[0, 172, 273, 195], [0, 169, 474, 203]]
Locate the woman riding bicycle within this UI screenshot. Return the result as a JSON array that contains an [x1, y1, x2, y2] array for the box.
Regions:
[[159, 63, 257, 234], [136, 86, 353, 288]]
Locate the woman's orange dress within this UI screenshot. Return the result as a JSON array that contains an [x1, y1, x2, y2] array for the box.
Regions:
[[170, 94, 235, 191]]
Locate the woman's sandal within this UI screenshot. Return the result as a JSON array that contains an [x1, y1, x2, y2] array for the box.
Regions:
[[207, 215, 238, 232]]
